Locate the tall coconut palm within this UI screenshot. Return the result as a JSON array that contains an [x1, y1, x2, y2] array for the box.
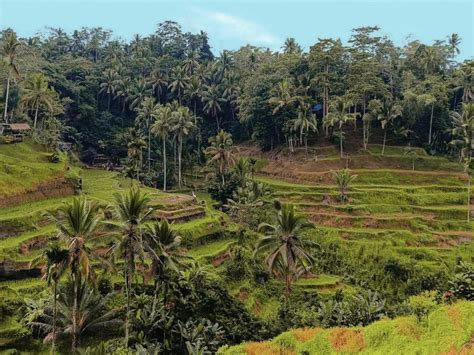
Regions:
[[268, 79, 300, 115], [449, 103, 474, 223], [2, 31, 21, 122], [378, 98, 403, 156], [127, 77, 150, 110], [114, 77, 132, 114], [109, 187, 151, 347], [48, 197, 101, 352], [454, 63, 473, 104], [99, 69, 118, 110], [323, 97, 357, 158], [168, 66, 188, 104], [151, 105, 174, 191], [143, 221, 186, 313], [362, 99, 383, 150], [135, 97, 159, 173], [447, 33, 461, 61], [172, 105, 195, 189], [204, 130, 235, 184], [291, 103, 318, 152], [334, 168, 358, 202], [185, 76, 203, 118], [147, 69, 168, 104], [29, 243, 69, 355], [20, 73, 56, 128], [127, 136, 147, 181], [202, 84, 225, 130], [255, 203, 315, 301], [282, 37, 302, 54], [183, 50, 200, 75], [29, 280, 122, 350]]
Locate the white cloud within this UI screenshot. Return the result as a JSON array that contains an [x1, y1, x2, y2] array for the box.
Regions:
[[189, 8, 279, 49]]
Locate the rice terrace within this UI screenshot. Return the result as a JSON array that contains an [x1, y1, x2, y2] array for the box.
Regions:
[[0, 0, 472, 353]]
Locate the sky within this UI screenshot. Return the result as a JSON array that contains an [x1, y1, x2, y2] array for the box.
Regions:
[[0, 0, 472, 60]]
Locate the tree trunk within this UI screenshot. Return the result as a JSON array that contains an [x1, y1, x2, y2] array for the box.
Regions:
[[108, 93, 111, 111], [363, 118, 367, 150], [152, 278, 160, 315], [412, 159, 415, 171], [215, 114, 220, 131], [163, 138, 167, 191], [72, 276, 78, 353], [34, 102, 39, 128], [178, 137, 182, 189], [468, 173, 471, 224], [340, 129, 344, 158], [3, 74, 11, 122], [428, 102, 434, 145], [148, 123, 151, 173], [382, 130, 387, 156], [52, 282, 57, 355]]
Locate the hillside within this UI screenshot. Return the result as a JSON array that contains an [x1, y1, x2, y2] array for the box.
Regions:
[[218, 301, 474, 354]]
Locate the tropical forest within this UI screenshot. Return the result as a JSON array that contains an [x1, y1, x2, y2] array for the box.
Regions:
[[0, 13, 472, 355]]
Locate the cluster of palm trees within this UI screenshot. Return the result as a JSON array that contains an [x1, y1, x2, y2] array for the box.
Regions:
[[133, 98, 195, 189], [30, 188, 186, 352], [98, 50, 239, 131]]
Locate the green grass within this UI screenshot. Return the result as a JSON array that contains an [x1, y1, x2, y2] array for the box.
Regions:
[[0, 139, 67, 196], [219, 301, 474, 354]]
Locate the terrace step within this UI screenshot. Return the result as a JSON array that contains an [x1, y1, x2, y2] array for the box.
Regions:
[[155, 205, 206, 223]]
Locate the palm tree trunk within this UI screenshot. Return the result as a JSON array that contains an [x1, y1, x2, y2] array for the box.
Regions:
[[72, 276, 78, 353], [163, 138, 167, 191], [412, 158, 415, 171], [108, 93, 111, 111], [428, 102, 434, 145], [178, 137, 182, 189], [52, 281, 57, 355], [215, 113, 220, 131], [148, 124, 151, 173], [468, 173, 471, 224], [124, 267, 130, 348], [363, 119, 367, 150], [382, 130, 387, 156], [152, 279, 160, 314], [340, 129, 344, 158], [3, 74, 11, 122], [34, 102, 40, 128]]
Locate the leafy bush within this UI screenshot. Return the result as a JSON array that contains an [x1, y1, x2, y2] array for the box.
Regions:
[[408, 291, 438, 322], [449, 261, 474, 301]]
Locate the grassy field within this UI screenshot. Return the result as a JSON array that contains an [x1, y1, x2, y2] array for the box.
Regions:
[[0, 140, 67, 196], [218, 301, 474, 354]]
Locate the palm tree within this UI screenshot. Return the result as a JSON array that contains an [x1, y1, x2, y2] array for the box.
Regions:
[[172, 105, 195, 189], [168, 66, 188, 104], [128, 77, 150, 110], [99, 69, 118, 110], [151, 105, 174, 191], [222, 71, 240, 120], [29, 280, 122, 350], [449, 103, 474, 223], [282, 37, 302, 54], [204, 130, 235, 184], [255, 203, 315, 301], [20, 73, 56, 128], [185, 76, 203, 117], [114, 77, 132, 114], [268, 79, 300, 115], [29, 243, 69, 355], [378, 98, 402, 156], [109, 187, 151, 347], [127, 135, 147, 181], [2, 31, 21, 122], [143, 221, 186, 313], [362, 99, 383, 150], [334, 169, 357, 202], [454, 63, 473, 104], [202, 84, 225, 130], [447, 33, 461, 61], [147, 69, 168, 104], [183, 50, 200, 75], [323, 97, 357, 158], [217, 50, 234, 76], [291, 103, 318, 152], [135, 97, 159, 173], [48, 197, 101, 352]]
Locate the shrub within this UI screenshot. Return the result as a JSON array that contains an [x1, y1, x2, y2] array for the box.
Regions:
[[449, 262, 474, 301], [408, 291, 438, 322]]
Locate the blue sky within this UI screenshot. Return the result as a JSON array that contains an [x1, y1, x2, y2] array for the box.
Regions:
[[1, 0, 472, 60]]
